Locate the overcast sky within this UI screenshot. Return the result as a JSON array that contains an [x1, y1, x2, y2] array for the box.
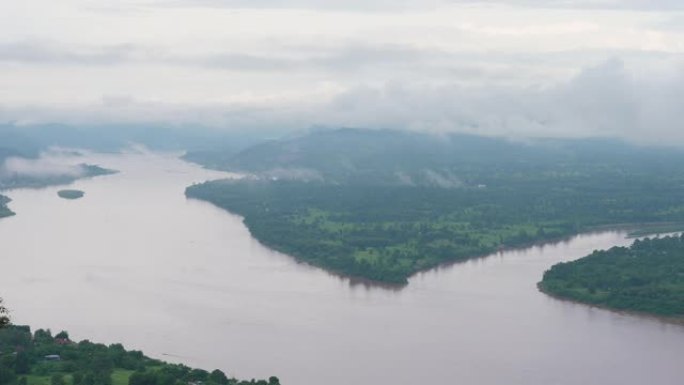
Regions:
[[1, 0, 683, 142]]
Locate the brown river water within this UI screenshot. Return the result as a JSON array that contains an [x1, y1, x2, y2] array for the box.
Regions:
[[1, 151, 682, 385]]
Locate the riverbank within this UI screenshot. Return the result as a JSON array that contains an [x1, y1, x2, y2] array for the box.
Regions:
[[0, 325, 280, 385], [538, 283, 684, 326]]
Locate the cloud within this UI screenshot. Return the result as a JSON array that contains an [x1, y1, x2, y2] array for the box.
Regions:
[[0, 41, 442, 74], [1, 156, 86, 178], [311, 58, 684, 144], [0, 42, 143, 66], [146, 0, 684, 11], [260, 168, 324, 182], [144, 0, 442, 11], [0, 1, 682, 145], [467, 0, 684, 10], [2, 58, 683, 145]]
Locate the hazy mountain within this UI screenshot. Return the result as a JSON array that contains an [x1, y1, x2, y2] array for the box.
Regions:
[[185, 128, 684, 186]]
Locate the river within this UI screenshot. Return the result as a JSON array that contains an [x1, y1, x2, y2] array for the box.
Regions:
[[1, 151, 682, 385]]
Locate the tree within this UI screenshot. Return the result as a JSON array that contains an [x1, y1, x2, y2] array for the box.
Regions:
[[51, 374, 66, 385], [0, 298, 9, 328], [55, 331, 70, 340], [209, 370, 229, 385], [14, 353, 30, 375], [73, 372, 84, 385]]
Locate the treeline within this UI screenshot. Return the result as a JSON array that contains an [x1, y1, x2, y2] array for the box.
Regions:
[[539, 235, 684, 317], [0, 326, 279, 385]]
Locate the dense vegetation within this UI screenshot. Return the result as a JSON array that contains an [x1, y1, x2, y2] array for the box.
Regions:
[[539, 235, 684, 317], [186, 129, 684, 284], [57, 190, 85, 200], [0, 196, 13, 219], [0, 326, 280, 385]]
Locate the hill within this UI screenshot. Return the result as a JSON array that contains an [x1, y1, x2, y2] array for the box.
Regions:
[[185, 128, 684, 187]]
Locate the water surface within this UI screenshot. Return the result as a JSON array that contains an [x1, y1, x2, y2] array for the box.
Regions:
[[1, 152, 682, 385]]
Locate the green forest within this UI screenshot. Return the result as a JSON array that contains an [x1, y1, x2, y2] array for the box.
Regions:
[[539, 235, 684, 317], [185, 129, 684, 284], [0, 325, 279, 385]]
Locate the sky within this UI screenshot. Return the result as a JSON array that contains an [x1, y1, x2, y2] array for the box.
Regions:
[[1, 0, 683, 142]]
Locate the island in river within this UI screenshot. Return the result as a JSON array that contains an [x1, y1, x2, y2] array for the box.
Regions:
[[539, 234, 684, 318], [58, 189, 85, 200], [0, 164, 115, 218]]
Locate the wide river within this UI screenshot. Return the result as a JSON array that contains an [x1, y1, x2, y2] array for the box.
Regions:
[[1, 152, 683, 385]]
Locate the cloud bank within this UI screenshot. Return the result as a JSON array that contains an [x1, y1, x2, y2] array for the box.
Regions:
[[1, 156, 87, 179], [0, 0, 683, 144], [150, 0, 684, 11]]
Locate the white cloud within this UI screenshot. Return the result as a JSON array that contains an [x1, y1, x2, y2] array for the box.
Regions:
[[0, 0, 683, 143], [2, 58, 683, 145], [1, 156, 86, 178], [144, 0, 684, 11]]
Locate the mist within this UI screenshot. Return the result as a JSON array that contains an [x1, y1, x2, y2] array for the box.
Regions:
[[0, 156, 86, 179]]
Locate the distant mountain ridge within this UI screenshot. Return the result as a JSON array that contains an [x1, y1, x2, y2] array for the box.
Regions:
[[186, 128, 684, 187]]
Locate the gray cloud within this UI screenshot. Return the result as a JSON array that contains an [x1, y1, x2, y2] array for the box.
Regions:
[[2, 58, 684, 145], [1, 156, 86, 178], [148, 0, 684, 11], [0, 42, 145, 66], [2, 39, 679, 88], [312, 58, 684, 144]]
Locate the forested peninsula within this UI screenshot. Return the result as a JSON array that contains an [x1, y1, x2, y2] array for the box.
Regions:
[[186, 129, 684, 284], [539, 235, 684, 318], [0, 325, 280, 385]]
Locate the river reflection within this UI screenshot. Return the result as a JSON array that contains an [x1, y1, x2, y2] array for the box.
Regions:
[[1, 151, 682, 385]]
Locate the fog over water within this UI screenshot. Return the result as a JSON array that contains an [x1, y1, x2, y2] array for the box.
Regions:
[[0, 152, 682, 385]]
